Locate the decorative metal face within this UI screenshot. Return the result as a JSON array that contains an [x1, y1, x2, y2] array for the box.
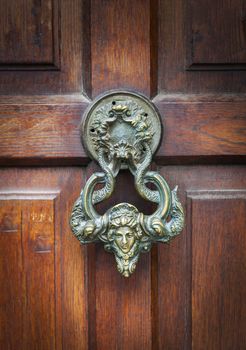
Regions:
[[70, 91, 184, 277]]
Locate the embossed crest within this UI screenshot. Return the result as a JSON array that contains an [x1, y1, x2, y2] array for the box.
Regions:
[[82, 91, 162, 167]]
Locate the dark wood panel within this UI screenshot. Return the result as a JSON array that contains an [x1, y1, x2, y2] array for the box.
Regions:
[[188, 0, 246, 69], [0, 201, 23, 350], [0, 95, 245, 164], [0, 0, 59, 68], [59, 169, 88, 350], [1, 166, 246, 349], [0, 96, 89, 164], [91, 0, 157, 98], [155, 97, 246, 160], [0, 168, 88, 349], [191, 192, 246, 350], [0, 195, 56, 350], [0, 0, 245, 349], [0, 0, 88, 94], [91, 246, 152, 350], [159, 0, 246, 92], [84, 164, 154, 350], [156, 166, 246, 350], [23, 199, 56, 349]]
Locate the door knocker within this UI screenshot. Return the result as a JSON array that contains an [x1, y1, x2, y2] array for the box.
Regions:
[[70, 91, 184, 277]]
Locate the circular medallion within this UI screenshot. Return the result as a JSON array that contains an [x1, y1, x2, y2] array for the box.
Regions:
[[81, 91, 162, 163]]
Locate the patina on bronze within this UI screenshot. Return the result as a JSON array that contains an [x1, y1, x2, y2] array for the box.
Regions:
[[70, 91, 184, 277]]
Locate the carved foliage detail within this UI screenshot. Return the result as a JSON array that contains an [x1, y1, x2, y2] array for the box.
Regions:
[[89, 101, 154, 163]]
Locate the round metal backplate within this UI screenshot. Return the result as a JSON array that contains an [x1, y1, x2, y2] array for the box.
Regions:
[[81, 91, 162, 162]]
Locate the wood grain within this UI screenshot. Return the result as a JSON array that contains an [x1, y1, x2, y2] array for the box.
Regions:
[[0, 169, 88, 350], [85, 162, 154, 350], [0, 95, 245, 165], [0, 196, 56, 350], [0, 0, 58, 67], [58, 169, 88, 350], [0, 0, 246, 349], [155, 98, 246, 160], [156, 166, 246, 350], [1, 166, 246, 349], [0, 201, 23, 350], [91, 0, 156, 97], [159, 0, 246, 92], [0, 0, 85, 94], [191, 192, 246, 350], [188, 0, 246, 68], [0, 96, 89, 164], [22, 199, 56, 349]]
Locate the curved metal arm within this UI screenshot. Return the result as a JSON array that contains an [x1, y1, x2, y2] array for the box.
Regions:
[[70, 91, 184, 277]]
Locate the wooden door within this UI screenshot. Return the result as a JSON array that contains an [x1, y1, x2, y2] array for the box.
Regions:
[[0, 1, 246, 349]]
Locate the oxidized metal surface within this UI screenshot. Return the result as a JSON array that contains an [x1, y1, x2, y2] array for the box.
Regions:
[[82, 91, 162, 166], [70, 91, 184, 277]]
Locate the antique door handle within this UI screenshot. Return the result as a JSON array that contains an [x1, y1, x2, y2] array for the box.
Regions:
[[70, 91, 184, 277]]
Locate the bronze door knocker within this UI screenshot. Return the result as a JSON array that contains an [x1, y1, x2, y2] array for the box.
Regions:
[[70, 91, 184, 277]]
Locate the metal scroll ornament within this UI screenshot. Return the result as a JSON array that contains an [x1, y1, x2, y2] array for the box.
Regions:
[[70, 91, 184, 277]]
